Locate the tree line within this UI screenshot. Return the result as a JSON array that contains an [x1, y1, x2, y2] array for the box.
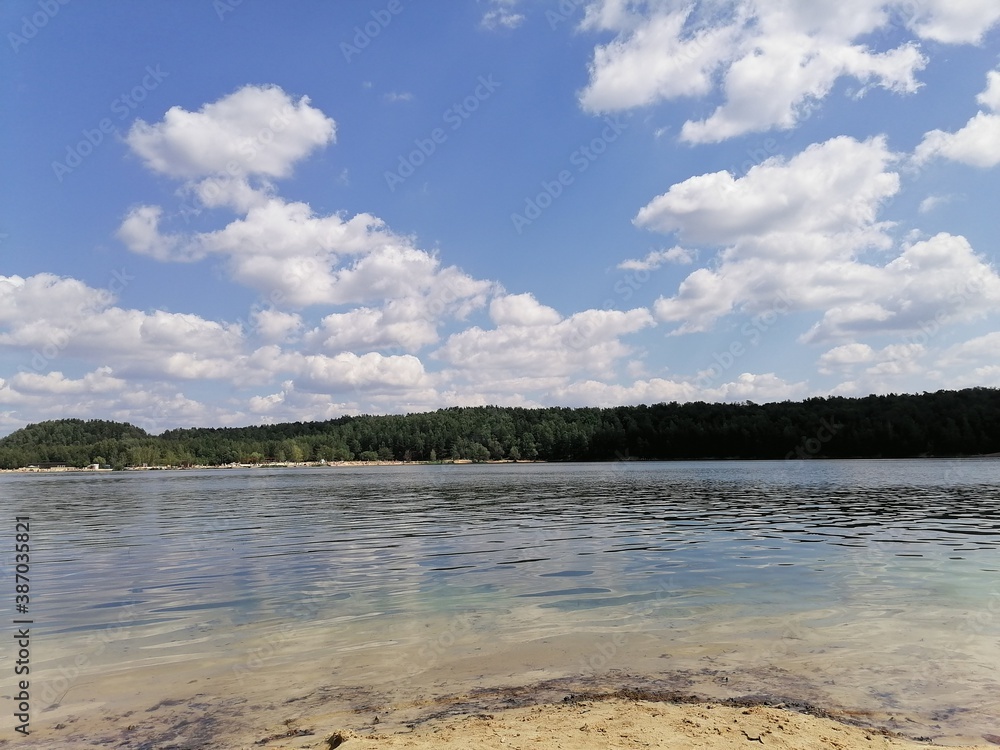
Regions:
[[0, 387, 998, 470]]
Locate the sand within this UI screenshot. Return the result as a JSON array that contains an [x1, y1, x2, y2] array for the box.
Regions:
[[259, 696, 1000, 750]]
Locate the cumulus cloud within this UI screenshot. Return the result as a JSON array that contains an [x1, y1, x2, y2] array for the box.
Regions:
[[0, 368, 241, 435], [817, 342, 926, 381], [636, 136, 898, 244], [293, 351, 430, 393], [0, 84, 688, 434], [914, 112, 1000, 168], [818, 343, 877, 373], [489, 293, 561, 326], [302, 302, 440, 354], [9, 367, 126, 396], [634, 135, 1000, 340], [904, 0, 1000, 43], [119, 85, 495, 325], [551, 371, 808, 406], [800, 234, 1000, 342], [0, 274, 248, 379], [435, 307, 655, 383], [580, 7, 740, 111], [915, 68, 1000, 168], [3, 90, 667, 431], [0, 273, 111, 324], [125, 84, 335, 180], [252, 308, 303, 344], [578, 0, 933, 142]]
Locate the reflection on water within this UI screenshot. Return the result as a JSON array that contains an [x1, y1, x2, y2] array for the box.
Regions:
[[2, 459, 999, 745]]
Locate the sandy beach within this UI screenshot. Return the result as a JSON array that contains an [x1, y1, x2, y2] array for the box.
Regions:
[[259, 695, 1000, 750]]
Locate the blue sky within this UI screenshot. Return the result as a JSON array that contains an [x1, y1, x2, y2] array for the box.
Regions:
[[1, 0, 999, 435]]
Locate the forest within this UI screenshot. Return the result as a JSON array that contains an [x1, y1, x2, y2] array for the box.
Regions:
[[0, 387, 998, 470]]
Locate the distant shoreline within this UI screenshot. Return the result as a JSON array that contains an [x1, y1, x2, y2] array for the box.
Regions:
[[4, 454, 999, 475], [0, 458, 540, 474]]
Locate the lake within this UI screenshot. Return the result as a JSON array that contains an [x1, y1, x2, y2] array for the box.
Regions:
[[2, 460, 998, 747]]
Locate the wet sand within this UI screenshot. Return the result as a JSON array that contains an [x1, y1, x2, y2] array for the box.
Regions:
[[330, 696, 1000, 750], [13, 676, 999, 749]]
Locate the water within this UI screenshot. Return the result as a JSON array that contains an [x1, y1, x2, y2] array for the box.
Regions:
[[2, 460, 999, 747]]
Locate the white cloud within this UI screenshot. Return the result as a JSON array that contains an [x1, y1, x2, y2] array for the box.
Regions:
[[0, 368, 240, 435], [938, 332, 1000, 368], [120, 86, 496, 320], [818, 343, 876, 373], [800, 233, 1000, 342], [9, 367, 126, 396], [252, 308, 303, 344], [904, 0, 1000, 43], [822, 337, 967, 396], [636, 136, 898, 244], [303, 302, 440, 354], [550, 371, 807, 406], [0, 273, 110, 324], [489, 293, 561, 326], [551, 377, 697, 406], [580, 7, 740, 111], [579, 0, 928, 142], [818, 342, 926, 382], [435, 307, 655, 382], [710, 371, 809, 402], [116, 206, 187, 262], [638, 136, 898, 332], [247, 383, 356, 423], [915, 69, 1000, 168], [918, 194, 953, 213], [119, 188, 495, 312], [481, 0, 524, 29], [634, 135, 1000, 341], [914, 111, 1000, 168], [125, 84, 335, 180], [978, 69, 1000, 110], [293, 351, 431, 393], [618, 246, 695, 270], [0, 273, 246, 379]]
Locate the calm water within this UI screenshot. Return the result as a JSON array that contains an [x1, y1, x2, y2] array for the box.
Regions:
[[2, 460, 999, 746]]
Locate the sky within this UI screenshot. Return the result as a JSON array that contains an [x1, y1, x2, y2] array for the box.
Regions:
[[1, 0, 999, 436]]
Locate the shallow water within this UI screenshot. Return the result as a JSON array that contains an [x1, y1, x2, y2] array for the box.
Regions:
[[2, 460, 999, 746]]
